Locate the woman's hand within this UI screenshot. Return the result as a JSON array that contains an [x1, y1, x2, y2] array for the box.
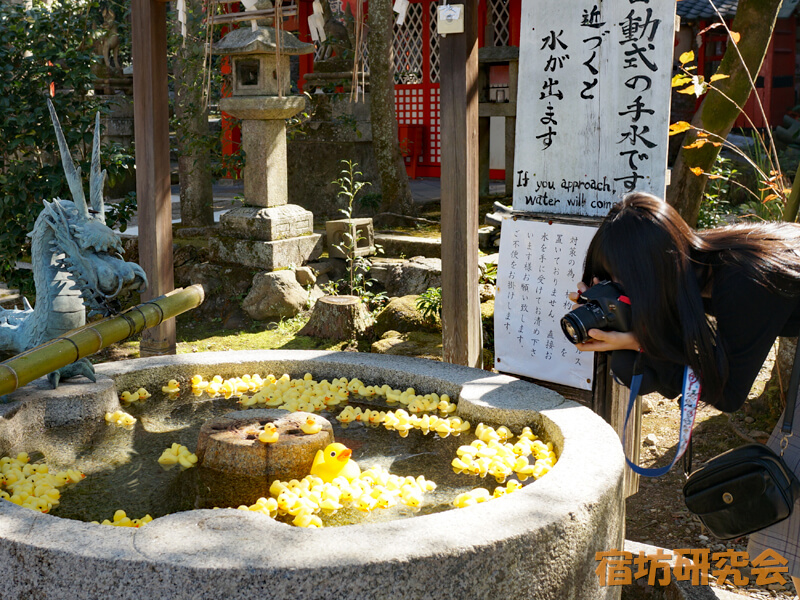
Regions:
[[567, 279, 595, 310], [576, 330, 641, 353], [568, 278, 641, 353]]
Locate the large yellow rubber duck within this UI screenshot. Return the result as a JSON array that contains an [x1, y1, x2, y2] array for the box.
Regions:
[[310, 443, 361, 483]]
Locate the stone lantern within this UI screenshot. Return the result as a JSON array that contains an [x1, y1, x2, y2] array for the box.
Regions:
[[210, 27, 321, 270]]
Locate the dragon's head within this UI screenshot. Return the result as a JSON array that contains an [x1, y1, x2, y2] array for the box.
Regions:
[[46, 100, 148, 317]]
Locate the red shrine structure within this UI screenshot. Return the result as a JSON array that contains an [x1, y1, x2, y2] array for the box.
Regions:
[[220, 0, 799, 182]]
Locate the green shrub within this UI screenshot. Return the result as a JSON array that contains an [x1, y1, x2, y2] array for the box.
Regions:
[[0, 0, 134, 289], [416, 287, 443, 324]]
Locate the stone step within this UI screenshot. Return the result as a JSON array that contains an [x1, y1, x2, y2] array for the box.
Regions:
[[619, 540, 773, 600], [373, 233, 441, 259]]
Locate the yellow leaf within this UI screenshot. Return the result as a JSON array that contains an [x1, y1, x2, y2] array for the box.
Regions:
[[730, 31, 741, 44], [709, 73, 730, 83], [690, 167, 704, 176], [697, 131, 709, 138], [763, 194, 778, 203], [679, 51, 695, 65], [711, 142, 722, 147], [668, 121, 692, 136], [683, 141, 707, 150], [708, 174, 722, 180], [672, 74, 692, 88], [677, 86, 697, 95]]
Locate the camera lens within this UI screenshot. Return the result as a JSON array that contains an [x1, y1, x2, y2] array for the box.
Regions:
[[561, 303, 608, 344], [560, 313, 588, 345]]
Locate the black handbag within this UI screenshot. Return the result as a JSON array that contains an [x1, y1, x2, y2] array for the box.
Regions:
[[683, 339, 800, 540]]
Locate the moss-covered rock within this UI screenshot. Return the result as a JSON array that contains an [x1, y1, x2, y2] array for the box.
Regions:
[[370, 330, 443, 361], [373, 295, 441, 337]]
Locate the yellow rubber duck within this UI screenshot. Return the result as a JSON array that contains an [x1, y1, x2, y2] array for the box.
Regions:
[[119, 391, 137, 406], [161, 379, 180, 394], [105, 410, 137, 429], [310, 443, 361, 483], [259, 423, 280, 444], [136, 388, 151, 401], [300, 417, 322, 435], [293, 512, 323, 528]]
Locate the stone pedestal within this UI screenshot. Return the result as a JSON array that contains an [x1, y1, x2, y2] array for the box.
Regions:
[[212, 204, 322, 270], [222, 205, 313, 241], [209, 234, 323, 270], [220, 96, 307, 209], [195, 409, 334, 508]]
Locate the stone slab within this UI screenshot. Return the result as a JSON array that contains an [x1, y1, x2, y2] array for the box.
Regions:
[[209, 233, 323, 270], [220, 95, 306, 120], [621, 540, 724, 600], [374, 233, 442, 259], [221, 204, 313, 241]]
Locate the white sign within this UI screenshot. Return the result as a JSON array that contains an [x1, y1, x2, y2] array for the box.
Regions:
[[495, 218, 597, 390], [513, 1, 676, 216]]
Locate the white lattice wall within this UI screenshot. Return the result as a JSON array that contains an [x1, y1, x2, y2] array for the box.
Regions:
[[490, 0, 511, 46]]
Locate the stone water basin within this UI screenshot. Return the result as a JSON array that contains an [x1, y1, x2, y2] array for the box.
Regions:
[[0, 350, 624, 600]]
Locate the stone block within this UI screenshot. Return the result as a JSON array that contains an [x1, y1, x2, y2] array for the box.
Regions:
[[209, 233, 323, 270], [221, 204, 313, 241], [326, 218, 375, 260]]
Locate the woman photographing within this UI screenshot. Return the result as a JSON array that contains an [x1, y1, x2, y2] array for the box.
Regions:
[[569, 192, 800, 591]]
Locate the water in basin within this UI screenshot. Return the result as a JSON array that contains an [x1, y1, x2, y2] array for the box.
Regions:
[[34, 384, 534, 526]]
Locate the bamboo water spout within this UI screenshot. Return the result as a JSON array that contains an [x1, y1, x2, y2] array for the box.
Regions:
[[0, 285, 204, 398]]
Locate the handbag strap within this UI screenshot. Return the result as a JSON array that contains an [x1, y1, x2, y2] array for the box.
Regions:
[[778, 335, 800, 452], [622, 361, 701, 476]]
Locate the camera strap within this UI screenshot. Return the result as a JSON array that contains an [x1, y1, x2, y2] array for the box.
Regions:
[[622, 364, 700, 477]]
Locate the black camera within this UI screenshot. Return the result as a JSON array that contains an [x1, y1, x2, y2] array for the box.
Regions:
[[560, 281, 632, 345]]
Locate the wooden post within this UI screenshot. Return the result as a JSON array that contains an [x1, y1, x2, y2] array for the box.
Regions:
[[593, 353, 640, 497], [505, 59, 518, 198], [131, 0, 176, 356], [478, 59, 490, 197], [440, 0, 482, 368]]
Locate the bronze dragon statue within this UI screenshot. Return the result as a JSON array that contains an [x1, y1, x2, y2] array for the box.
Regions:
[[0, 100, 147, 386]]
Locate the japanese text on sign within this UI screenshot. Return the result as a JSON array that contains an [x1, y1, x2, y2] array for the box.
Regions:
[[495, 218, 596, 390], [513, 0, 675, 216]]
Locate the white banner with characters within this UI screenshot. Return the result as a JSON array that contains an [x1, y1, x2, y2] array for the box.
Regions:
[[495, 217, 597, 390]]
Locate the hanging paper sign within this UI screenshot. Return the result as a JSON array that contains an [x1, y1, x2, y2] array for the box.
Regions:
[[240, 0, 260, 31], [437, 4, 464, 35], [176, 0, 187, 38], [513, 1, 676, 217], [494, 217, 597, 390], [393, 0, 410, 26], [308, 13, 326, 42]]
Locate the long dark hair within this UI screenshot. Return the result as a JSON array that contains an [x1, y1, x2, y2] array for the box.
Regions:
[[583, 192, 800, 407]]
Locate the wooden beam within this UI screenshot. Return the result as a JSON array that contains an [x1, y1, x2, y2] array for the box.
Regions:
[[209, 6, 298, 25], [131, 0, 176, 356], [440, 0, 482, 368]]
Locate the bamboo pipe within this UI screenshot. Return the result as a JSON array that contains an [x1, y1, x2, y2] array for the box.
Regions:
[[0, 284, 205, 397]]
